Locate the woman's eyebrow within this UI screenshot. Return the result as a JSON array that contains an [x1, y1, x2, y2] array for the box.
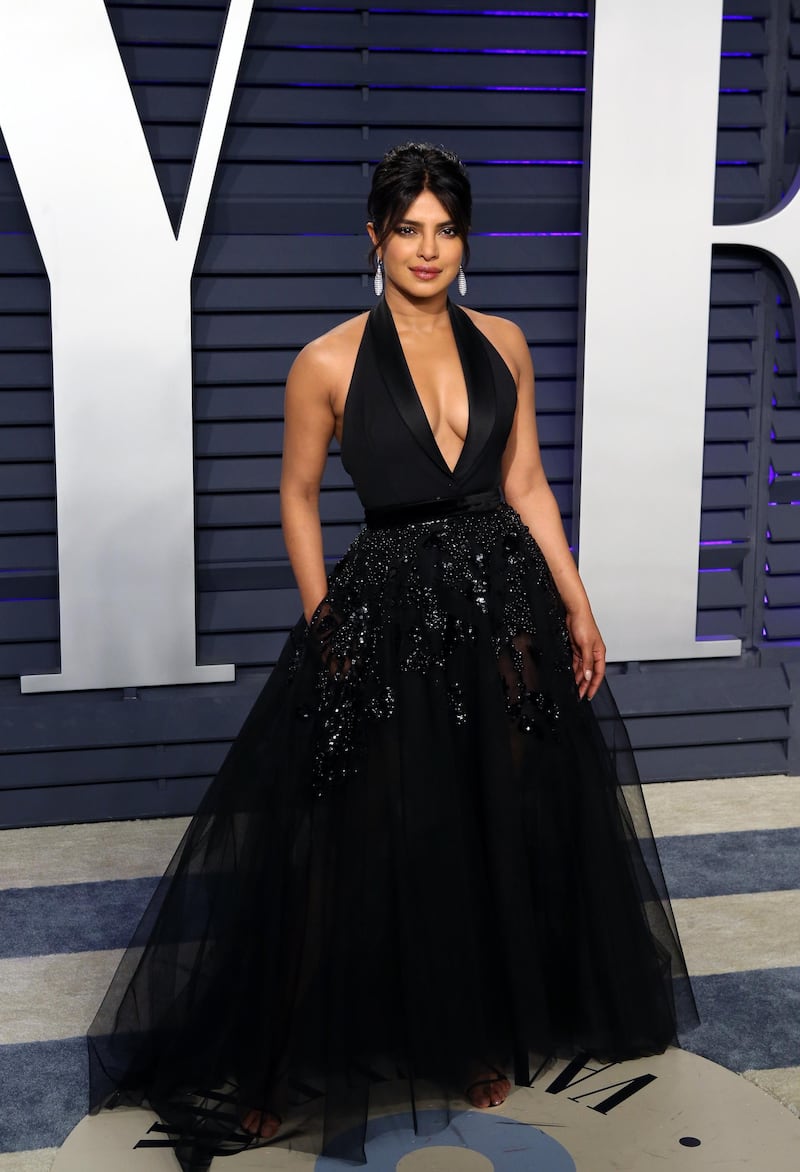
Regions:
[[397, 218, 455, 227]]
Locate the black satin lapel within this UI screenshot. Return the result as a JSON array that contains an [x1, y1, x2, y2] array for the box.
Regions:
[[369, 296, 450, 476], [448, 301, 497, 479]]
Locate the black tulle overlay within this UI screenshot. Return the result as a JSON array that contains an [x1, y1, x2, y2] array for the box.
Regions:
[[88, 503, 698, 1170]]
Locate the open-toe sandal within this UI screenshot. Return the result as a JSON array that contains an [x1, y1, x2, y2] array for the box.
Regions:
[[464, 1072, 510, 1109]]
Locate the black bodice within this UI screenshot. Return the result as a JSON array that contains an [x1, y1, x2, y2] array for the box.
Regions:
[[340, 296, 518, 510]]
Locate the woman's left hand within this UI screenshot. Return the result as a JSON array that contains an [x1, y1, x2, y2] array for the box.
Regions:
[[566, 608, 606, 700]]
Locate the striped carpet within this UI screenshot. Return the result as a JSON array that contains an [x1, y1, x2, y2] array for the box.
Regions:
[[1, 775, 798, 1171]]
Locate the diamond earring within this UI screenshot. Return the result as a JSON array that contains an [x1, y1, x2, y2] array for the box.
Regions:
[[457, 264, 467, 297], [373, 258, 384, 297]]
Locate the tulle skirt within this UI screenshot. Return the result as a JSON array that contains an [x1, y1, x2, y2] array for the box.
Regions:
[[87, 501, 697, 1170]]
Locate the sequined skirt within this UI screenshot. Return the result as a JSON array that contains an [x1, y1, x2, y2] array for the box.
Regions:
[[87, 502, 696, 1170]]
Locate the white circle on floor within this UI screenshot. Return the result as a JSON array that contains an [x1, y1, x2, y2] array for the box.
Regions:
[[396, 1150, 493, 1171], [54, 1049, 800, 1171]]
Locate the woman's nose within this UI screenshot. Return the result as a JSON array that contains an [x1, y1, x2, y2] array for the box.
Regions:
[[417, 234, 438, 259]]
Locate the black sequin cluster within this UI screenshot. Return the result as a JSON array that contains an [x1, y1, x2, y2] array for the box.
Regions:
[[304, 503, 574, 796]]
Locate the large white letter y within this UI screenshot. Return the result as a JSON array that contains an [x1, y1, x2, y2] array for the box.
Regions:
[[0, 0, 254, 691]]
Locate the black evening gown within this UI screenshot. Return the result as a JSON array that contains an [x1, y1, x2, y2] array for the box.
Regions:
[[88, 297, 697, 1169]]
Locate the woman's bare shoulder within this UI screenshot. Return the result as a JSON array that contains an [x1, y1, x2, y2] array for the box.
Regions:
[[459, 306, 530, 379], [293, 311, 371, 383]]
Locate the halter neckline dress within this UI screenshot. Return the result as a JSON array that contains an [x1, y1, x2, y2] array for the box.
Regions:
[[88, 296, 697, 1170]]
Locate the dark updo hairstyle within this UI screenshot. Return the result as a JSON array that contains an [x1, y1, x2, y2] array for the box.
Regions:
[[367, 142, 472, 268]]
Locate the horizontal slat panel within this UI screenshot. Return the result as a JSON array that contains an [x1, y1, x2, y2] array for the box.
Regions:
[[0, 776, 210, 828], [149, 126, 588, 163], [704, 409, 753, 441], [198, 588, 300, 632], [0, 427, 54, 461], [0, 277, 49, 312], [706, 376, 757, 408], [762, 610, 800, 640], [699, 512, 750, 542], [0, 500, 55, 533], [121, 46, 589, 89], [0, 464, 54, 498], [772, 412, 800, 440], [0, 677, 265, 752], [192, 308, 578, 350], [764, 576, 800, 606], [703, 444, 755, 476], [626, 709, 789, 750], [766, 506, 800, 541], [197, 629, 300, 666], [0, 195, 585, 236], [609, 666, 790, 715], [2, 741, 230, 787], [697, 569, 746, 608], [196, 489, 360, 528], [635, 742, 788, 783], [196, 525, 361, 562], [701, 477, 752, 509], [193, 234, 582, 276], [0, 315, 49, 349], [0, 534, 55, 569], [696, 610, 747, 638], [115, 9, 591, 52], [699, 544, 748, 571], [0, 390, 53, 426], [0, 354, 52, 389], [191, 273, 581, 313], [196, 454, 351, 492], [765, 545, 800, 573]]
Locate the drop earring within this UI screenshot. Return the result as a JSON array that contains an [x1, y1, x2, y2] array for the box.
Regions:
[[457, 264, 467, 297], [373, 258, 384, 297]]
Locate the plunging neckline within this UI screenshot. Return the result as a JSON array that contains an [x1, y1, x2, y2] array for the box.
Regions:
[[355, 294, 501, 492], [383, 298, 472, 478]]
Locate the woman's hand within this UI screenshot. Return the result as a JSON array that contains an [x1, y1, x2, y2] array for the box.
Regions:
[[566, 607, 606, 700]]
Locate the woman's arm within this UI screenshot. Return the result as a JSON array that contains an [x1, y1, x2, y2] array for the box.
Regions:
[[499, 322, 606, 699], [280, 342, 337, 622]]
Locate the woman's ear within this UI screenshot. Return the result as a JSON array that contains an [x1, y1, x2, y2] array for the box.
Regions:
[[366, 221, 379, 248]]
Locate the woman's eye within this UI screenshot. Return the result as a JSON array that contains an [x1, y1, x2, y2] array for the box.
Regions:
[[441, 227, 456, 237], [396, 225, 415, 236]]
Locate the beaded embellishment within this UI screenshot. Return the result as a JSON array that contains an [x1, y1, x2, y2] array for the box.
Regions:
[[301, 504, 575, 798]]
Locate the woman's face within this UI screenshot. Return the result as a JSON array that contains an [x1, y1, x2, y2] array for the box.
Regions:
[[369, 189, 464, 300]]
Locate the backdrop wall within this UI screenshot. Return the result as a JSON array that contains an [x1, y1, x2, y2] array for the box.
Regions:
[[0, 0, 798, 827]]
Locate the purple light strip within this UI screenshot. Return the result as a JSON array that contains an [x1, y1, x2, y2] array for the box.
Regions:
[[289, 43, 586, 54], [370, 45, 587, 55], [478, 158, 582, 165], [375, 7, 589, 14], [477, 230, 581, 236], [401, 83, 586, 91], [290, 81, 586, 91], [278, 78, 744, 95], [292, 44, 749, 56]]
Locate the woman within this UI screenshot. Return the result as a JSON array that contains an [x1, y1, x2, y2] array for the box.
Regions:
[[88, 143, 696, 1170]]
